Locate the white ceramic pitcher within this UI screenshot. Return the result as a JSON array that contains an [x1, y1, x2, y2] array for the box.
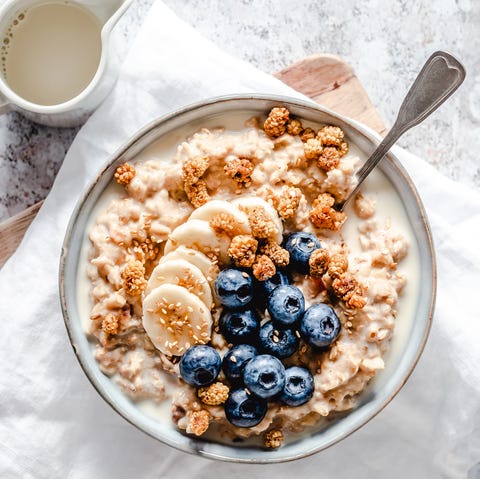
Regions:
[[0, 0, 133, 127]]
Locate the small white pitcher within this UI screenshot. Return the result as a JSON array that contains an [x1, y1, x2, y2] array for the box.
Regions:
[[0, 0, 133, 127]]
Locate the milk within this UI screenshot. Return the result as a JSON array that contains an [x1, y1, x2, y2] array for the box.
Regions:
[[1, 1, 102, 105]]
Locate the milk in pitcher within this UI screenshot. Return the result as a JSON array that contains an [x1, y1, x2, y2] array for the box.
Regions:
[[1, 2, 102, 106]]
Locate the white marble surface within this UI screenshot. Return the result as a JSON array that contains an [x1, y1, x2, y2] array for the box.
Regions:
[[0, 0, 478, 221]]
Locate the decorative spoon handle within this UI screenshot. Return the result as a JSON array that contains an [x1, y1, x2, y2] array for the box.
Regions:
[[340, 51, 466, 211]]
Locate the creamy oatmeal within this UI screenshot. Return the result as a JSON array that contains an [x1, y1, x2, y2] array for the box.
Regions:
[[82, 107, 414, 448]]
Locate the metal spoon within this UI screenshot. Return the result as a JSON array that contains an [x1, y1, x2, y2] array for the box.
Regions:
[[338, 51, 466, 211]]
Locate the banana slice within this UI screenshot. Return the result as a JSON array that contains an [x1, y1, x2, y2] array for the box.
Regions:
[[189, 199, 251, 235], [164, 219, 230, 265], [160, 246, 219, 284], [232, 196, 283, 243], [143, 283, 212, 356], [145, 259, 213, 308]]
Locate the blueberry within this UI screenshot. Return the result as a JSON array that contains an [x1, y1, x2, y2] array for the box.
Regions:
[[243, 354, 286, 399], [300, 303, 341, 348], [224, 388, 267, 428], [179, 345, 221, 387], [285, 232, 321, 274], [214, 269, 253, 310], [279, 366, 314, 406], [258, 321, 299, 359], [252, 269, 291, 312], [222, 344, 258, 382], [267, 285, 305, 328], [260, 269, 291, 297], [219, 309, 260, 345]]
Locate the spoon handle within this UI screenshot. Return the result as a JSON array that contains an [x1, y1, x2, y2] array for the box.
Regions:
[[344, 51, 465, 208]]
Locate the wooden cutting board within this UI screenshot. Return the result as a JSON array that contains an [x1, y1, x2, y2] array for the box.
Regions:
[[0, 54, 386, 268]]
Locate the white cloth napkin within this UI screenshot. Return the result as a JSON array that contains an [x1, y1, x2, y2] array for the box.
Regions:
[[1, 2, 479, 478]]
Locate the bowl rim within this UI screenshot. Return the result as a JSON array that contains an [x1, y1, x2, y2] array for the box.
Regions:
[[59, 93, 437, 463]]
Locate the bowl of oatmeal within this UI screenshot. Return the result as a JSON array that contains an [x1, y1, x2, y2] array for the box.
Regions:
[[60, 95, 436, 462]]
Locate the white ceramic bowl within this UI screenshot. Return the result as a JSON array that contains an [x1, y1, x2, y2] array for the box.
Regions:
[[60, 95, 436, 463]]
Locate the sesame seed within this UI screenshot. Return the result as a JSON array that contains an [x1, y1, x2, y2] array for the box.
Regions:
[[230, 355, 237, 363], [295, 330, 301, 338], [272, 336, 279, 343], [244, 388, 251, 395], [241, 272, 249, 278]]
